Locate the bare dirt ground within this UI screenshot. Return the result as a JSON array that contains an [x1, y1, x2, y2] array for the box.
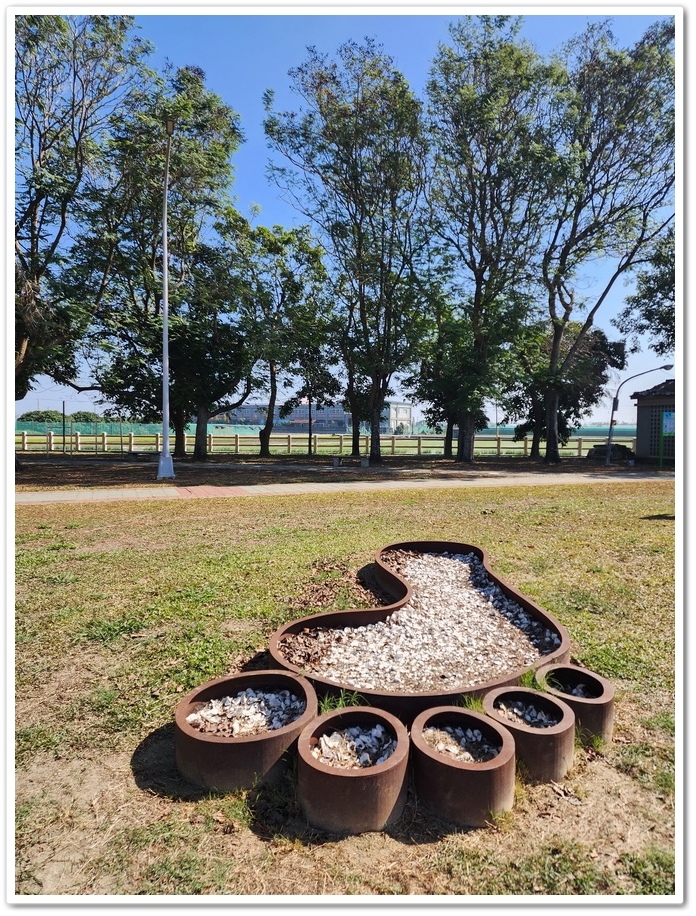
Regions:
[[14, 689, 674, 897], [14, 569, 675, 898], [14, 452, 667, 491]]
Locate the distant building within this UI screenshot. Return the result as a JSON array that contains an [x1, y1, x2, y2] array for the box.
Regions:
[[630, 379, 675, 464], [382, 401, 413, 433], [221, 400, 413, 434]]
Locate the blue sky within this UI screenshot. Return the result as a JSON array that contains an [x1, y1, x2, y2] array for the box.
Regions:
[[14, 5, 681, 423], [133, 11, 672, 230]]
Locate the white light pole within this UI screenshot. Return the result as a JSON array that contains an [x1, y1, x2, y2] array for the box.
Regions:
[[157, 115, 176, 480], [604, 364, 673, 466]]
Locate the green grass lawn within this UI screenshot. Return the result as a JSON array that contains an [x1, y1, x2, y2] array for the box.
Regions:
[[14, 479, 677, 897]]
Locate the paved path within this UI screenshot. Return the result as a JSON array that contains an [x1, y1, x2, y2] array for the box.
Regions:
[[15, 469, 671, 505]]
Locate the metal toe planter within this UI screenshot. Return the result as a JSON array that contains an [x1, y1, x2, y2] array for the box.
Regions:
[[296, 706, 410, 835], [482, 687, 575, 783], [410, 707, 516, 828], [174, 670, 318, 792], [536, 663, 615, 745]]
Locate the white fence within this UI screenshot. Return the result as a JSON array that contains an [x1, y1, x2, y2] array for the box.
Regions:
[[15, 431, 636, 459]]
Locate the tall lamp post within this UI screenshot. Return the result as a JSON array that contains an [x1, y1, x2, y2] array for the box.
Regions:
[[157, 115, 176, 480], [604, 364, 673, 466]]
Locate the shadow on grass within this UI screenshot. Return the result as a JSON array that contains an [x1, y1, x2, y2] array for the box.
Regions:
[[130, 722, 457, 848], [246, 769, 458, 847], [130, 723, 210, 802]]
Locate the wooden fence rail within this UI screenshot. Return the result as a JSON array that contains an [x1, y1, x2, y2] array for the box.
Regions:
[[15, 432, 636, 459]]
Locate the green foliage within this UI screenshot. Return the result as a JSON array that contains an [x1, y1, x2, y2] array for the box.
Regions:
[[67, 67, 248, 458], [539, 20, 675, 460], [518, 669, 547, 690], [17, 410, 64, 423], [427, 840, 615, 894], [69, 411, 102, 423], [15, 14, 675, 468], [502, 323, 627, 453], [15, 725, 68, 764], [423, 19, 555, 460], [74, 614, 144, 644], [613, 741, 675, 795], [615, 226, 675, 357], [619, 848, 675, 895], [15, 14, 153, 400], [233, 222, 332, 457], [265, 38, 430, 460], [318, 689, 366, 714], [456, 693, 485, 712]]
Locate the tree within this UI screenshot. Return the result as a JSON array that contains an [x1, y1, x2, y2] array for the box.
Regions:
[[16, 409, 63, 423], [233, 223, 330, 457], [280, 348, 342, 455], [70, 411, 102, 423], [63, 65, 246, 459], [614, 225, 675, 356], [404, 294, 511, 459], [538, 20, 675, 462], [425, 16, 557, 461], [264, 39, 429, 461], [501, 323, 626, 457], [14, 14, 151, 401]]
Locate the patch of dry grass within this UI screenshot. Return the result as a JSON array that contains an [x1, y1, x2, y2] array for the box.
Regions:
[[14, 452, 654, 490]]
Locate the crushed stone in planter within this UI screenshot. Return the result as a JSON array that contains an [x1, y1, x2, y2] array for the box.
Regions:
[[185, 687, 306, 737], [310, 723, 396, 769], [554, 681, 598, 698], [494, 698, 561, 728], [422, 724, 500, 763], [279, 550, 562, 693]]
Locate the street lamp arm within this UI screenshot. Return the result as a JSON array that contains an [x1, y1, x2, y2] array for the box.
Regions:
[[615, 364, 674, 398]]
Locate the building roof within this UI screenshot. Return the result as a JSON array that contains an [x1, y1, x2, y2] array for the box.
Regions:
[[630, 378, 675, 399]]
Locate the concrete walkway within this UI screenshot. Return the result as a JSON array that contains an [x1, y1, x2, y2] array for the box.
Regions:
[[15, 469, 672, 505]]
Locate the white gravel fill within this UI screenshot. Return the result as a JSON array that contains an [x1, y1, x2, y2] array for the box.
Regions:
[[185, 687, 306, 737], [281, 551, 561, 693]]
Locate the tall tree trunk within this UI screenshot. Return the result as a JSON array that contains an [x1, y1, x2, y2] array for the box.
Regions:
[[544, 387, 562, 463], [454, 411, 477, 463], [528, 398, 544, 459], [369, 400, 382, 462], [443, 417, 454, 459], [350, 412, 362, 457], [344, 376, 363, 457], [307, 399, 313, 455], [193, 404, 210, 462], [259, 362, 278, 458], [172, 405, 187, 458], [368, 374, 387, 462]]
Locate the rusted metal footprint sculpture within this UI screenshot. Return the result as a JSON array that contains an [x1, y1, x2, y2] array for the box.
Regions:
[[269, 540, 572, 724]]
